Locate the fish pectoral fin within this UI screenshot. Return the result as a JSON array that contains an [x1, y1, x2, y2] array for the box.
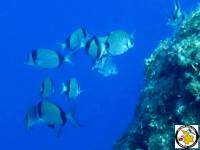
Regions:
[[48, 124, 55, 129]]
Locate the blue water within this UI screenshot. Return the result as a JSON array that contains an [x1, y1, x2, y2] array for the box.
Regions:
[[0, 0, 198, 149]]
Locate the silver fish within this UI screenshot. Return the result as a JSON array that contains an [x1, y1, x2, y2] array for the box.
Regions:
[[62, 78, 81, 100], [25, 100, 80, 136], [85, 36, 108, 60], [106, 30, 134, 56], [25, 49, 72, 69], [168, 0, 185, 27], [60, 28, 91, 51], [92, 57, 118, 77], [40, 77, 54, 98]]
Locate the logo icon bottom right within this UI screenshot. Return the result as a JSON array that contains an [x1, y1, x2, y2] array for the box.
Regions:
[[175, 125, 199, 149]]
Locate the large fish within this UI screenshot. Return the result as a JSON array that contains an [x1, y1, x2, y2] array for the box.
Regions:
[[24, 100, 81, 136], [40, 77, 54, 98], [60, 28, 91, 51], [92, 57, 118, 77], [106, 30, 134, 56], [168, 0, 185, 27], [25, 48, 72, 69], [85, 36, 109, 60], [62, 78, 81, 100]]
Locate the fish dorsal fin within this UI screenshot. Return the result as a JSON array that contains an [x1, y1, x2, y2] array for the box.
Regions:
[[61, 82, 68, 95]]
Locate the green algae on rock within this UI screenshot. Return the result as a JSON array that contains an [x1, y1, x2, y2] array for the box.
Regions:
[[113, 5, 200, 150]]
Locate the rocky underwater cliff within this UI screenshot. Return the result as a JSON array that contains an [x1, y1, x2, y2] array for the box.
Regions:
[[113, 5, 200, 150]]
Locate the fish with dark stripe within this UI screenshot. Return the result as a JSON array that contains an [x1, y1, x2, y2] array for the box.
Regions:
[[25, 48, 73, 69], [40, 77, 54, 98], [61, 77, 82, 100], [85, 35, 109, 60], [24, 100, 81, 136], [60, 27, 91, 51], [106, 30, 134, 56]]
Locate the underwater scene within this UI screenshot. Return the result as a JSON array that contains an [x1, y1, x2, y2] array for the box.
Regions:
[[0, 0, 200, 150]]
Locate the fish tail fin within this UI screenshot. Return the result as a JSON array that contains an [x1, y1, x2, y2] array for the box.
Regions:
[[57, 42, 66, 50], [24, 56, 34, 66], [66, 109, 82, 128], [79, 88, 87, 94], [61, 82, 68, 95], [64, 49, 79, 65], [64, 54, 73, 64]]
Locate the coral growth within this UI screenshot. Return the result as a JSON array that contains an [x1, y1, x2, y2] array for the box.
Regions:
[[113, 5, 200, 150]]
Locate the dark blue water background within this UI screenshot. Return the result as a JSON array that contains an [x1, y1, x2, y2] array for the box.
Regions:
[[0, 0, 198, 149]]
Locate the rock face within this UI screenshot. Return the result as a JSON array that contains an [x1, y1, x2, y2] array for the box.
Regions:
[[113, 5, 200, 150]]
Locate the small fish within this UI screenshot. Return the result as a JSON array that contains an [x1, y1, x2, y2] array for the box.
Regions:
[[25, 48, 72, 69], [40, 77, 54, 98], [92, 57, 118, 77], [24, 100, 81, 136], [85, 36, 109, 60], [60, 28, 91, 51], [168, 0, 185, 27], [62, 78, 82, 100], [106, 30, 134, 56]]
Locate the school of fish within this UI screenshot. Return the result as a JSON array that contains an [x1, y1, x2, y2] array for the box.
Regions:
[[24, 0, 185, 137], [24, 28, 134, 136]]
